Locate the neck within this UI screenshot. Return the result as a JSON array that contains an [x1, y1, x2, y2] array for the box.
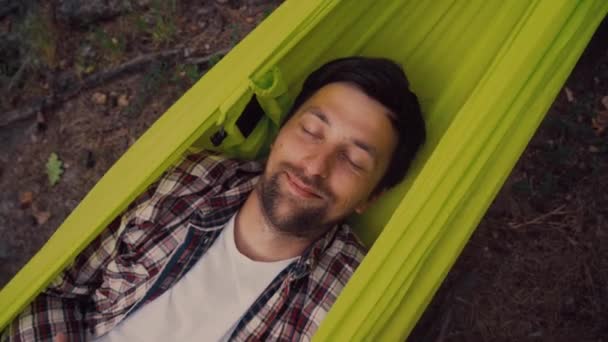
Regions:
[[234, 188, 313, 262]]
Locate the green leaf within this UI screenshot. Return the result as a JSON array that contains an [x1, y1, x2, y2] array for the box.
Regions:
[[207, 54, 222, 68], [46, 152, 63, 186], [184, 64, 200, 83]]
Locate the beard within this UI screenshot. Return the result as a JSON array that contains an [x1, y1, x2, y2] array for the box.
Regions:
[[257, 162, 342, 239]]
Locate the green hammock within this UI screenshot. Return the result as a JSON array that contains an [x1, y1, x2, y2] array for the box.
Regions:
[[1, 0, 607, 340]]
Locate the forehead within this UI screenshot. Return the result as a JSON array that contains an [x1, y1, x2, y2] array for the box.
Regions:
[[293, 82, 397, 159]]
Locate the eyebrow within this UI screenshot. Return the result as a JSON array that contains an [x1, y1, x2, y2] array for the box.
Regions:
[[307, 106, 330, 124], [305, 106, 378, 161]]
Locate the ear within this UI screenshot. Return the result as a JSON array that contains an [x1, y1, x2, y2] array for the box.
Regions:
[[354, 190, 386, 214]]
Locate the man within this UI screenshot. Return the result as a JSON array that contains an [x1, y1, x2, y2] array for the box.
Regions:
[[3, 56, 425, 341]]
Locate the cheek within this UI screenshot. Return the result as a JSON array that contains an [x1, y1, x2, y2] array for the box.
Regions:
[[327, 173, 371, 209], [267, 134, 293, 165], [272, 128, 301, 154], [268, 132, 311, 171]]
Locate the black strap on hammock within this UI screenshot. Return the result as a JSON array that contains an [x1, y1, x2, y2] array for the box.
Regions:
[[210, 95, 265, 146]]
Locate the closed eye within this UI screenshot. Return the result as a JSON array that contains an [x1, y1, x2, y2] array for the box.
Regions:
[[301, 125, 319, 138], [341, 152, 363, 171]]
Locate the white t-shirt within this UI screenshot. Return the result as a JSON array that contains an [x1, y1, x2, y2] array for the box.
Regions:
[[96, 212, 297, 342]]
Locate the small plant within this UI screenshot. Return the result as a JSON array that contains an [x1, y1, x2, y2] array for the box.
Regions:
[[151, 16, 176, 45], [229, 23, 242, 46], [46, 152, 63, 186], [74, 52, 95, 78], [207, 54, 223, 68], [138, 0, 179, 46], [261, 8, 274, 20], [91, 27, 126, 64], [18, 6, 57, 71], [172, 64, 201, 86], [183, 64, 201, 83], [126, 61, 171, 116]]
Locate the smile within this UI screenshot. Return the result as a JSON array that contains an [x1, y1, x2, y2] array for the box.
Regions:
[[284, 172, 323, 199]]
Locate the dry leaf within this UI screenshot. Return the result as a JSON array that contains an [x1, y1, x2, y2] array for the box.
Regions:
[[19, 191, 34, 209], [33, 210, 51, 225], [564, 87, 575, 103], [601, 95, 608, 110], [92, 92, 107, 105], [592, 110, 608, 136], [31, 203, 51, 225]]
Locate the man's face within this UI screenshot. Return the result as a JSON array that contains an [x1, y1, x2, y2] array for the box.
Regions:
[[256, 82, 398, 238]]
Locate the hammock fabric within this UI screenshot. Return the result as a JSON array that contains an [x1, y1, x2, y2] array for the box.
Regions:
[[1, 0, 607, 340]]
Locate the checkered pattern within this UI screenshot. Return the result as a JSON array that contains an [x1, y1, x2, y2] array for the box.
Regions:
[[2, 152, 366, 341]]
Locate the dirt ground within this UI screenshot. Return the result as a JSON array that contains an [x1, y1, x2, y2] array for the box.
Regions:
[[411, 18, 608, 342], [1, 1, 607, 341], [0, 0, 282, 288]]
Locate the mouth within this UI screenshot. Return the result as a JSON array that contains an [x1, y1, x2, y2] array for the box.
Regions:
[[284, 171, 323, 199]]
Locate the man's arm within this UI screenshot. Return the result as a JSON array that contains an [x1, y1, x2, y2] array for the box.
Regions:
[[1, 179, 161, 342], [1, 151, 234, 341]]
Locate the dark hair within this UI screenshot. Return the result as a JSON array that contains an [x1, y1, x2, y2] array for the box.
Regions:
[[282, 56, 426, 194]]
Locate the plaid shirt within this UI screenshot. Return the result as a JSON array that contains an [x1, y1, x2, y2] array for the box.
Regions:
[[3, 152, 366, 341]]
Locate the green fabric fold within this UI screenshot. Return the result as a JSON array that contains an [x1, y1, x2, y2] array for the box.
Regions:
[[1, 1, 606, 340]]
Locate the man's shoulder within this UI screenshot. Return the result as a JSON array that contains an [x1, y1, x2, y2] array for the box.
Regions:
[[164, 150, 264, 187], [332, 223, 368, 266], [177, 150, 264, 174], [314, 224, 367, 280]]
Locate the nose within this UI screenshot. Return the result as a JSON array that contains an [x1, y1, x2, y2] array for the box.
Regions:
[[302, 149, 333, 179]]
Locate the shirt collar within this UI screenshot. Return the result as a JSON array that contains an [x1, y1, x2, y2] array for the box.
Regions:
[[290, 224, 340, 280]]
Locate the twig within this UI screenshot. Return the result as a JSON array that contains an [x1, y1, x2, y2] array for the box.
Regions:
[[0, 48, 231, 127], [0, 98, 46, 127], [81, 48, 184, 86], [7, 57, 29, 92], [508, 204, 569, 229], [183, 47, 231, 65], [436, 307, 453, 342], [583, 263, 601, 313]]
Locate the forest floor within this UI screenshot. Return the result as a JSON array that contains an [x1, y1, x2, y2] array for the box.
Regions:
[[1, 1, 607, 341]]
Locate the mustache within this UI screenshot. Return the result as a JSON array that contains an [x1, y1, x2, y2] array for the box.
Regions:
[[278, 162, 332, 199]]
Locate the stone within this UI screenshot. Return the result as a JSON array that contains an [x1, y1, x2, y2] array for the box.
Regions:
[[79, 43, 95, 59], [92, 92, 108, 105], [117, 94, 129, 107], [32, 209, 51, 225], [18, 191, 33, 209], [197, 5, 214, 16], [56, 0, 135, 27]]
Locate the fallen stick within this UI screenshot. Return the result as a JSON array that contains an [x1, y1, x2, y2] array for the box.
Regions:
[[1, 47, 230, 127], [508, 204, 569, 229]]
